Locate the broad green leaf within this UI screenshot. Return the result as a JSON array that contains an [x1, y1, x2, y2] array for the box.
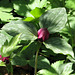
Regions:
[[24, 17, 35, 22], [59, 63, 73, 75], [11, 56, 27, 66], [60, 16, 75, 47], [20, 41, 41, 60], [30, 7, 45, 18], [37, 69, 57, 75], [1, 34, 21, 57], [0, 30, 12, 42], [67, 16, 75, 47], [12, 0, 47, 17], [68, 16, 75, 32], [28, 0, 47, 10], [73, 11, 75, 15], [39, 8, 67, 33], [0, 30, 12, 51], [24, 7, 45, 21], [43, 37, 74, 58], [65, 0, 75, 10], [67, 55, 75, 63], [0, 60, 5, 66], [37, 60, 73, 75], [0, 33, 6, 50], [12, 0, 31, 17], [0, 11, 14, 22], [51, 60, 64, 73], [51, 61, 73, 75], [29, 56, 50, 69], [0, 0, 13, 12], [2, 19, 37, 41]]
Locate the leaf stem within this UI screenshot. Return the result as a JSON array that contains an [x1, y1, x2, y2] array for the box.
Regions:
[[34, 49, 39, 75]]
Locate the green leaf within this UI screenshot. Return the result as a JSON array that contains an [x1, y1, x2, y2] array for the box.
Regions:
[[59, 63, 73, 75], [24, 17, 35, 22], [68, 16, 75, 31], [37, 60, 72, 75], [43, 37, 74, 58], [68, 16, 75, 47], [2, 19, 37, 41], [39, 8, 67, 33], [0, 30, 12, 51], [51, 61, 73, 75], [60, 16, 75, 47], [0, 11, 14, 22], [51, 60, 64, 73], [0, 30, 12, 42], [1, 34, 21, 57], [12, 0, 47, 17], [20, 41, 41, 60], [0, 60, 5, 66], [0, 33, 7, 50], [48, 0, 65, 8], [29, 56, 50, 69], [30, 7, 45, 18], [11, 56, 27, 66], [27, 0, 47, 10], [65, 0, 75, 10], [37, 69, 57, 75], [0, 0, 13, 12]]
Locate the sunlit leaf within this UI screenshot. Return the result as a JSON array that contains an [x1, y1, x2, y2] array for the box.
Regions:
[[65, 0, 75, 10], [0, 11, 14, 22], [0, 0, 13, 12], [37, 69, 57, 75], [0, 60, 5, 66], [39, 8, 67, 33], [2, 19, 37, 41], [1, 34, 21, 57], [0, 30, 12, 51], [51, 61, 73, 75], [12, 0, 47, 17]]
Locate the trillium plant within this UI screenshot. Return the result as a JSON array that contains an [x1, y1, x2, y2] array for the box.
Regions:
[[0, 8, 74, 75]]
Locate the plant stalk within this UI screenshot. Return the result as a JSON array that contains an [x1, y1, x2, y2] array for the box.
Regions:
[[34, 49, 39, 75], [6, 62, 13, 75]]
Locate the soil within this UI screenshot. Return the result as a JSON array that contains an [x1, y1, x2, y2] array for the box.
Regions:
[[0, 65, 34, 75]]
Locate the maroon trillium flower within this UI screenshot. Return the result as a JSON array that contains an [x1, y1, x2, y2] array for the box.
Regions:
[[0, 55, 10, 62], [38, 28, 49, 41]]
